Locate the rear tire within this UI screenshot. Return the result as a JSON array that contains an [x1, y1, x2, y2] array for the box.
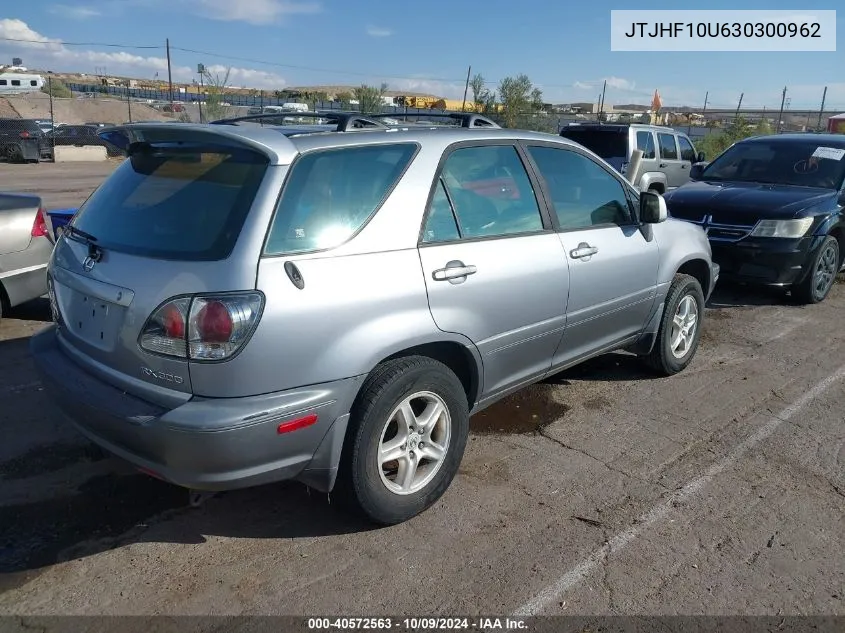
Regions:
[[336, 356, 469, 525], [642, 274, 704, 376], [792, 235, 839, 305]]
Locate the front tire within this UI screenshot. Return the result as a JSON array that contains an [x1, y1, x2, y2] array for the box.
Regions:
[[792, 235, 839, 305], [642, 273, 704, 376], [337, 356, 469, 525]]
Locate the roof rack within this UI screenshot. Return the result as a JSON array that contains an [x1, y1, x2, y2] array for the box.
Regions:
[[209, 111, 388, 132], [366, 112, 501, 129]]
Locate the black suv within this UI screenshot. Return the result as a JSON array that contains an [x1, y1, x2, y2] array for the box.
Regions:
[[46, 124, 124, 157], [0, 118, 53, 163]]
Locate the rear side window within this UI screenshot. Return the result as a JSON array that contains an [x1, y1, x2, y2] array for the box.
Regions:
[[264, 143, 417, 255], [71, 147, 269, 261], [559, 129, 627, 160], [658, 133, 678, 159], [636, 131, 655, 159]]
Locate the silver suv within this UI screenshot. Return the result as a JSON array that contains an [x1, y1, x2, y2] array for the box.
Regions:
[[560, 123, 705, 193], [32, 112, 718, 525]]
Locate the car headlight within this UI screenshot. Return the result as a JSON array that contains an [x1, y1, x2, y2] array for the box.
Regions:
[[750, 217, 814, 238]]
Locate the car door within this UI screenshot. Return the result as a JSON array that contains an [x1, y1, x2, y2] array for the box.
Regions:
[[676, 134, 698, 185], [523, 142, 660, 368], [657, 132, 684, 189], [417, 142, 570, 400]]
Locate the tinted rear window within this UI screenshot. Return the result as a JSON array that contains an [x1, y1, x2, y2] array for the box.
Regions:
[[559, 129, 627, 159], [70, 147, 269, 261], [264, 143, 417, 255]]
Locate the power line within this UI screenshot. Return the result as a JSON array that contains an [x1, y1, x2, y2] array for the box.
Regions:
[[0, 35, 162, 49]]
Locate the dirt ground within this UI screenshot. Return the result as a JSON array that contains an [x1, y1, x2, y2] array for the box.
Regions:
[[1, 93, 173, 125], [0, 164, 843, 623]]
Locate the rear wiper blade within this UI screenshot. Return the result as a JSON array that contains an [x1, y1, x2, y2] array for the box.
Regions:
[[65, 225, 98, 243]]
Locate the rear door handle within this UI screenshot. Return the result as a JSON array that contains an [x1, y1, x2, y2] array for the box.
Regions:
[[432, 261, 477, 283], [570, 243, 598, 259]]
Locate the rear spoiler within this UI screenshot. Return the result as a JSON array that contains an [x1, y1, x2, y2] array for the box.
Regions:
[[97, 123, 299, 165]]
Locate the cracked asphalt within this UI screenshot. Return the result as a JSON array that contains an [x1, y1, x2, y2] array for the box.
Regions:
[[0, 163, 843, 618]]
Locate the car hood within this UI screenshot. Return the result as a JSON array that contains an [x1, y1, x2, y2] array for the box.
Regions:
[[664, 180, 837, 225]]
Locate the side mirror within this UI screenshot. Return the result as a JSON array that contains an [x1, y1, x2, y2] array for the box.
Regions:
[[640, 190, 667, 224], [690, 163, 708, 181], [697, 151, 706, 162]]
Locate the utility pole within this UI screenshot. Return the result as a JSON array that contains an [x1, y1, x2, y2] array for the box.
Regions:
[[127, 86, 132, 122], [817, 86, 827, 131], [166, 38, 174, 104], [197, 63, 205, 123], [735, 93, 743, 120], [599, 79, 607, 119], [777, 86, 787, 133], [461, 65, 471, 112]]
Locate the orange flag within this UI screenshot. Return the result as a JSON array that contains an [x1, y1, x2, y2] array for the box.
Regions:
[[651, 89, 662, 111]]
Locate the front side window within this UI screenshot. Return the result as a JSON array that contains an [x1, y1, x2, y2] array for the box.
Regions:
[[527, 145, 633, 230], [678, 136, 697, 162], [265, 143, 417, 255], [426, 144, 544, 240], [636, 131, 656, 159], [658, 133, 678, 160], [11, 80, 20, 86]]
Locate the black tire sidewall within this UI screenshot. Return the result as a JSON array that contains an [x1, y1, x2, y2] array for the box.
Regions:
[[349, 359, 469, 525], [809, 236, 839, 303], [655, 276, 705, 374]]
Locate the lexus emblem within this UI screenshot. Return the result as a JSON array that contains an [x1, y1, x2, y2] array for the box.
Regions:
[[82, 256, 96, 272]]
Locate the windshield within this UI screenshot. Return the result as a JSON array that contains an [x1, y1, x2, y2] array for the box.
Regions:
[[702, 140, 845, 189], [559, 129, 627, 159]]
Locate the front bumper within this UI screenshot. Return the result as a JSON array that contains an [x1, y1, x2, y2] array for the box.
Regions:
[[710, 235, 818, 287], [708, 261, 720, 300], [31, 326, 364, 493]]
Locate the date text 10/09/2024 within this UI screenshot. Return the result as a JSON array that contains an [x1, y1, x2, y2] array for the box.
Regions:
[[307, 618, 528, 630], [624, 22, 822, 39]]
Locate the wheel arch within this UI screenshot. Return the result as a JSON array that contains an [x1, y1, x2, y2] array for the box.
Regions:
[[676, 257, 712, 298]]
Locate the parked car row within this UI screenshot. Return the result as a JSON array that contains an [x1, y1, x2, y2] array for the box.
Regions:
[[5, 112, 842, 529], [559, 123, 845, 305]]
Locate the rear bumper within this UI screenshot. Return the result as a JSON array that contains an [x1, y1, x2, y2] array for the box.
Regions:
[[0, 238, 51, 308], [31, 326, 364, 493], [710, 236, 817, 287]]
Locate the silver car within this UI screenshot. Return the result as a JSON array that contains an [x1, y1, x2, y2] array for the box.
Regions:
[[0, 193, 53, 320], [32, 113, 718, 524]]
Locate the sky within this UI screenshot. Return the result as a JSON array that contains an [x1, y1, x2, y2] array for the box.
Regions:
[[0, 0, 842, 110]]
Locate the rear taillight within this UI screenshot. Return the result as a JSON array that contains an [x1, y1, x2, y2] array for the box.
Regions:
[[139, 293, 263, 362], [31, 208, 48, 238], [19, 131, 30, 139]]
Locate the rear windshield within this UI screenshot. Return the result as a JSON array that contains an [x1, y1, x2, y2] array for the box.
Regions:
[[559, 129, 627, 159], [264, 143, 417, 255], [70, 146, 269, 261]]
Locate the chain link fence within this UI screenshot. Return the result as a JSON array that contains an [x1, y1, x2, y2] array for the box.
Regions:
[[1, 76, 842, 164]]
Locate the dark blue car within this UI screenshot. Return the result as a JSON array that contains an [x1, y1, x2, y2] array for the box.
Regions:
[[664, 134, 845, 304]]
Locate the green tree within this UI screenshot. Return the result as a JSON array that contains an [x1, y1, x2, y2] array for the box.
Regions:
[[41, 79, 72, 98], [353, 82, 388, 113], [335, 91, 353, 108], [498, 74, 541, 128], [469, 72, 485, 106], [201, 67, 232, 122]]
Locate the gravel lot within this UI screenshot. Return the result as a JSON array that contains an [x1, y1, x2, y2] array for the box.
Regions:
[[0, 163, 843, 622]]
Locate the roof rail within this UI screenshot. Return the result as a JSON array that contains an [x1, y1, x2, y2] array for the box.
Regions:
[[209, 111, 388, 132], [366, 112, 501, 129]]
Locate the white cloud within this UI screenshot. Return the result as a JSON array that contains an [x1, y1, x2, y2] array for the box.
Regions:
[[47, 4, 102, 19], [188, 0, 321, 25], [573, 81, 592, 90], [573, 76, 637, 92], [0, 19, 285, 89], [366, 25, 393, 37]]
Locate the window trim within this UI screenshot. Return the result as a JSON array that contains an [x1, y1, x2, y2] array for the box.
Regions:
[[260, 141, 421, 258], [519, 140, 640, 234], [657, 132, 679, 160], [417, 139, 556, 248]]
